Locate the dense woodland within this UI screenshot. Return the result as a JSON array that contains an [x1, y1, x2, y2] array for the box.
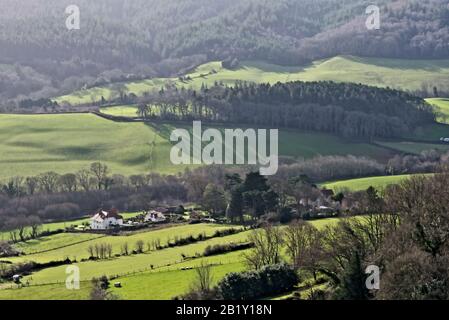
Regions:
[[1, 0, 448, 104], [132, 81, 435, 138]]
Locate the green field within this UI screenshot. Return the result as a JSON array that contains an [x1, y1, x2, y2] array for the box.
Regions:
[[0, 218, 343, 300], [54, 56, 449, 106], [375, 140, 449, 154], [0, 113, 187, 179], [13, 233, 104, 255], [322, 174, 433, 192], [426, 98, 449, 124], [101, 105, 139, 117], [0, 113, 397, 180], [7, 224, 241, 264], [0, 282, 93, 300]]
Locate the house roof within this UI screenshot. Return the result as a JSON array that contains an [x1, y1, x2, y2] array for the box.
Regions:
[[92, 208, 123, 221], [154, 207, 169, 213], [146, 210, 166, 218], [321, 189, 335, 198]]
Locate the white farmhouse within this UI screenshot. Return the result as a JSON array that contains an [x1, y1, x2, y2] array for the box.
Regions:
[[144, 210, 167, 223], [90, 208, 124, 230]]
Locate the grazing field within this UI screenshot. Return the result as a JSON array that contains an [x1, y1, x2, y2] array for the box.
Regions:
[[0, 218, 344, 300], [0, 282, 92, 300], [375, 140, 449, 154], [9, 231, 251, 286], [54, 56, 449, 106], [426, 98, 449, 124], [7, 224, 242, 264], [101, 105, 139, 117], [322, 174, 433, 192], [109, 261, 245, 300], [13, 233, 105, 255], [0, 113, 396, 179], [0, 113, 188, 179]]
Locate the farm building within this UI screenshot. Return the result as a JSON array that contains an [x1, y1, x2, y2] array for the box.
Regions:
[[90, 208, 124, 230], [144, 210, 167, 223]]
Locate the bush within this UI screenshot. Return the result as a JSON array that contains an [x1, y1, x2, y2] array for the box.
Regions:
[[217, 264, 299, 300], [203, 242, 254, 257]]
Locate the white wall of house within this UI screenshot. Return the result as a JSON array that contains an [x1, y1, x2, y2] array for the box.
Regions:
[[90, 217, 123, 230]]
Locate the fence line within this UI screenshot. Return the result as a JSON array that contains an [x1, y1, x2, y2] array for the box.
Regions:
[[11, 258, 239, 288]]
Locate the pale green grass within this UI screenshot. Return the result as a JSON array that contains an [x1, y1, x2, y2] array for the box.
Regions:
[[16, 230, 251, 285], [278, 130, 390, 160], [0, 113, 395, 180], [9, 218, 340, 284], [6, 224, 242, 264], [0, 113, 190, 179], [426, 98, 449, 124], [0, 217, 347, 299], [101, 105, 139, 117], [322, 174, 433, 192], [110, 261, 245, 300], [54, 56, 449, 105], [14, 233, 104, 255], [0, 282, 92, 300]]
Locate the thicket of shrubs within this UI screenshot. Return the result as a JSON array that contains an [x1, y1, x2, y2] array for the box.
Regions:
[[203, 242, 254, 257], [217, 264, 299, 300]]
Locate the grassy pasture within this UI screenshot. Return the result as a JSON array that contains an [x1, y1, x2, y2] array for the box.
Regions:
[[0, 217, 349, 299], [54, 56, 449, 106], [0, 113, 396, 180], [0, 113, 187, 179], [15, 230, 251, 285], [8, 224, 241, 264], [322, 174, 434, 192], [8, 219, 341, 283], [110, 261, 245, 300], [101, 105, 139, 117], [0, 282, 92, 300], [426, 98, 449, 124], [13, 233, 104, 255]]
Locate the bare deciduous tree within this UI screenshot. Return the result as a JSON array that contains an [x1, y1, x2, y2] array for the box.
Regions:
[[243, 224, 284, 270]]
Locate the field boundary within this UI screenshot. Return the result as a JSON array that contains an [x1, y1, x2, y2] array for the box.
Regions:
[[20, 234, 107, 256]]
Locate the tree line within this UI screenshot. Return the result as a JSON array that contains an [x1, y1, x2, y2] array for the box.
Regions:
[[132, 81, 435, 139]]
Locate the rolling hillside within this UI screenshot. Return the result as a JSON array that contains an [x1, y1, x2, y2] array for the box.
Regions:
[[322, 174, 428, 192], [0, 113, 399, 180], [426, 98, 449, 124], [55, 56, 449, 106], [0, 218, 344, 300]]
